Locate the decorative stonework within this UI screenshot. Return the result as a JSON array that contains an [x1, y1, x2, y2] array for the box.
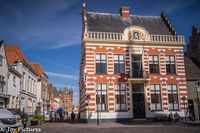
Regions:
[[124, 26, 150, 41]]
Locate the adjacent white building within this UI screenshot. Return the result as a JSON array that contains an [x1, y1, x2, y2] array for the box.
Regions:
[[7, 66, 21, 110], [5, 45, 38, 116]]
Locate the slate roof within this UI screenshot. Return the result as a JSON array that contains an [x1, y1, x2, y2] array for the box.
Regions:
[[184, 57, 200, 80], [86, 12, 172, 35]]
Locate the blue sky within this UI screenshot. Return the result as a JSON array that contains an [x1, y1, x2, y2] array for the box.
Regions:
[[0, 0, 200, 105]]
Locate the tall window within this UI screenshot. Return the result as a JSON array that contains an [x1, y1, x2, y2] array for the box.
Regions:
[[96, 54, 107, 74], [166, 55, 176, 74], [197, 82, 200, 98], [96, 83, 107, 111], [149, 55, 159, 74], [115, 83, 126, 111], [114, 54, 125, 74], [150, 84, 162, 111], [0, 55, 3, 66], [168, 84, 179, 110], [13, 76, 16, 86], [0, 76, 5, 93]]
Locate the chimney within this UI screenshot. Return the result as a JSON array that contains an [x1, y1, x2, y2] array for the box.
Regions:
[[120, 7, 130, 18], [192, 25, 199, 35]]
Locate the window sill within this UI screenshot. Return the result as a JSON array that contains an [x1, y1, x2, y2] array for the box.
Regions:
[[151, 110, 163, 112], [169, 109, 180, 111], [95, 111, 109, 112], [115, 110, 128, 112], [95, 73, 108, 75], [166, 73, 177, 75], [149, 73, 161, 75]]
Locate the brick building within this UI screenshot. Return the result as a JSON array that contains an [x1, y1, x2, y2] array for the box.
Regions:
[[80, 4, 188, 122], [60, 88, 73, 113], [185, 26, 200, 120]]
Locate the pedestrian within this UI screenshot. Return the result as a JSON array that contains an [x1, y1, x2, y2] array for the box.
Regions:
[[71, 111, 75, 121]]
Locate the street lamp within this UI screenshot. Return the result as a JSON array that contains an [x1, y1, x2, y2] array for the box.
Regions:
[[196, 83, 200, 120], [182, 96, 187, 121]]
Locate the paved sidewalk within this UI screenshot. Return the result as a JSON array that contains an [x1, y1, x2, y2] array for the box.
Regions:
[[183, 121, 200, 126]]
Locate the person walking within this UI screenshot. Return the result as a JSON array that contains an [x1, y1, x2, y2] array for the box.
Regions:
[[71, 111, 75, 121]]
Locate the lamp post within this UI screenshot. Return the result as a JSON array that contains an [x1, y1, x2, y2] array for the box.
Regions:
[[196, 84, 200, 120], [182, 96, 186, 121]]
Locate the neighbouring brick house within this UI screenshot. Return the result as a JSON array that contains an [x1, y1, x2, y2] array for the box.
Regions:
[[31, 63, 49, 113], [48, 83, 60, 111], [185, 26, 200, 120], [79, 3, 188, 122]]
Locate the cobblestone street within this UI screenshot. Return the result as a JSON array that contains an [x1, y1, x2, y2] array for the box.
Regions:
[[23, 121, 200, 133]]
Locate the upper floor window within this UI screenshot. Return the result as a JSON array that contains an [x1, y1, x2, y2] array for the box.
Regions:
[[115, 83, 126, 111], [149, 55, 160, 74], [114, 54, 125, 74], [150, 84, 162, 111], [166, 55, 176, 74], [96, 83, 107, 111], [168, 84, 179, 110], [0, 76, 5, 93], [96, 54, 107, 74], [13, 76, 16, 86], [0, 55, 3, 66]]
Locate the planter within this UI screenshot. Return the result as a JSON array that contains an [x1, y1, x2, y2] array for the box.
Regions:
[[31, 120, 39, 126]]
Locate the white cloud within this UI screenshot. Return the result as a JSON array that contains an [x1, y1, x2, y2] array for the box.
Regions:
[[46, 71, 78, 80]]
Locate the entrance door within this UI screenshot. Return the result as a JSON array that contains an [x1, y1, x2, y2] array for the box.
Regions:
[[132, 83, 146, 118]]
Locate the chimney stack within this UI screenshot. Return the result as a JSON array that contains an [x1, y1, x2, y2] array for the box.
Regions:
[[192, 25, 199, 35], [120, 7, 130, 18]]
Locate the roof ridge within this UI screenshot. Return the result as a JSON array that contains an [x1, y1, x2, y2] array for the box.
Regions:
[[87, 12, 160, 18]]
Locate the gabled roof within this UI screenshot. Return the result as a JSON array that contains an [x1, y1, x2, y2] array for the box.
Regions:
[[31, 63, 48, 80], [5, 44, 39, 76], [86, 12, 172, 35], [5, 45, 30, 65], [185, 57, 200, 80]]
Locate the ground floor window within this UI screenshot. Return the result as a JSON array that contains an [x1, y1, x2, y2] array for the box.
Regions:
[[115, 83, 126, 111], [96, 83, 107, 111], [168, 84, 179, 110], [150, 84, 162, 111]]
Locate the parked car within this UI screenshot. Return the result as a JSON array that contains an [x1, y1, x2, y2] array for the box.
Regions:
[[9, 110, 21, 120], [0, 108, 23, 132]]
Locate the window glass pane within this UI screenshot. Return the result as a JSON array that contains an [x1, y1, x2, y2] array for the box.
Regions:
[[101, 54, 106, 60], [167, 85, 171, 91], [96, 54, 100, 60], [154, 56, 158, 61], [102, 84, 107, 90], [172, 85, 177, 90], [156, 85, 160, 90], [149, 56, 153, 61], [151, 104, 156, 110], [170, 56, 175, 61], [114, 55, 118, 60], [165, 56, 169, 61], [119, 55, 124, 60], [121, 84, 126, 90], [150, 85, 154, 91]]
